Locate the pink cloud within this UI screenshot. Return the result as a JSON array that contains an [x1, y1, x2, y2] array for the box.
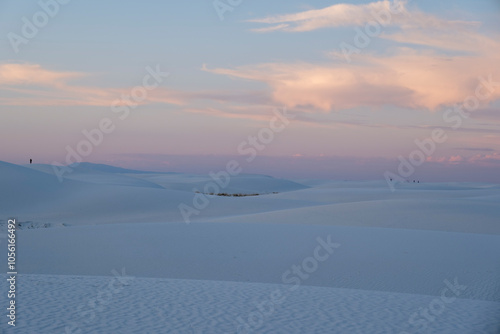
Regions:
[[469, 152, 500, 165], [208, 1, 500, 113], [0, 63, 186, 107], [183, 107, 273, 121], [448, 155, 464, 163], [427, 153, 500, 166], [0, 63, 83, 87], [205, 46, 500, 112]]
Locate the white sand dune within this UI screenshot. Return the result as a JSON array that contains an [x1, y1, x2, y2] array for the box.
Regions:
[[11, 222, 500, 301], [0, 160, 499, 333], [130, 172, 309, 195], [1, 162, 314, 226], [210, 198, 500, 234], [1, 274, 498, 334]]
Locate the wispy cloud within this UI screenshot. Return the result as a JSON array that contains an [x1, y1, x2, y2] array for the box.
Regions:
[[183, 107, 274, 122], [0, 63, 83, 87], [204, 46, 500, 112], [427, 153, 500, 166], [0, 63, 185, 107], [206, 1, 500, 113], [453, 147, 496, 152], [247, 0, 478, 33], [247, 0, 408, 32]]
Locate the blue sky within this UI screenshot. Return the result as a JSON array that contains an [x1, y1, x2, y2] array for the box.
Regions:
[[1, 0, 499, 181]]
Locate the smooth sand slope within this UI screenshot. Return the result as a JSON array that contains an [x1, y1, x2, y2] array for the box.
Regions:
[[0, 161, 499, 333]]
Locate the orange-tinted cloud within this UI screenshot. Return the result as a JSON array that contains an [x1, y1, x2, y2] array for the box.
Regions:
[[0, 63, 83, 87], [0, 63, 185, 107], [204, 46, 500, 112], [208, 2, 500, 113]]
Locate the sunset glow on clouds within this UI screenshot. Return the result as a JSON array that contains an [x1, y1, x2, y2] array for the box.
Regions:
[[204, 49, 500, 112], [5, 1, 498, 113], [0, 0, 499, 181], [210, 1, 500, 113], [0, 63, 187, 107], [427, 152, 500, 166]]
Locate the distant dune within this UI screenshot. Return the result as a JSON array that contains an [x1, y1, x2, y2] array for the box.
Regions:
[[1, 161, 499, 333]]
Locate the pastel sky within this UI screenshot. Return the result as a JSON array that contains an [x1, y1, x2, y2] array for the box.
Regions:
[[1, 0, 499, 181]]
